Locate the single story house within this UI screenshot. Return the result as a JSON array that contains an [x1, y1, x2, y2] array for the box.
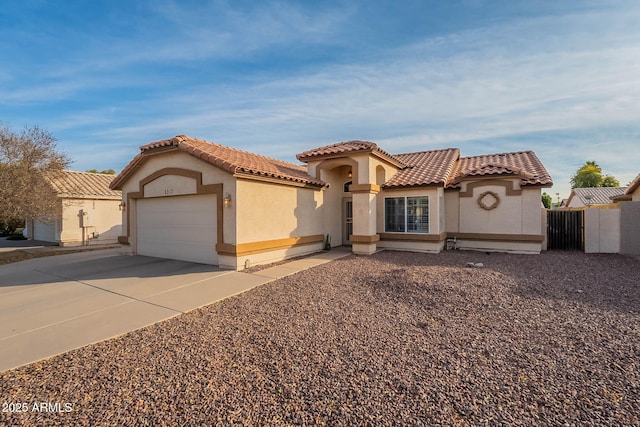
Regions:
[[110, 135, 552, 269], [26, 170, 123, 246], [564, 186, 627, 208], [612, 173, 640, 202]]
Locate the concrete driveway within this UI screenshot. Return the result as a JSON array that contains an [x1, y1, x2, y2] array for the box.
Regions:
[[0, 236, 58, 252], [0, 248, 269, 372]]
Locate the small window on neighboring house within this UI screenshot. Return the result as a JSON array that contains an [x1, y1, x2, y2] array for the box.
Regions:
[[385, 196, 429, 233], [344, 181, 352, 193]]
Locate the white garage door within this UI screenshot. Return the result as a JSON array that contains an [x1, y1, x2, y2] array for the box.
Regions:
[[137, 195, 218, 265], [33, 221, 57, 243]]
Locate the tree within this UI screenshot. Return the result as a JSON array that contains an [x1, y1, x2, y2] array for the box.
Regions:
[[0, 124, 71, 224], [541, 192, 552, 209], [570, 160, 620, 188], [86, 168, 115, 174]]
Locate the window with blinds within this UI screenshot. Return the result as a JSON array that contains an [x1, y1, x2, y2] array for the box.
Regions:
[[384, 196, 429, 234]]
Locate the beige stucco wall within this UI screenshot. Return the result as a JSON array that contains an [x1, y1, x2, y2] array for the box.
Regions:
[[584, 207, 621, 253], [457, 181, 542, 236], [459, 181, 519, 234], [632, 186, 640, 202], [444, 190, 460, 233], [455, 240, 543, 254], [235, 178, 324, 244], [143, 174, 197, 197], [59, 198, 122, 246], [445, 180, 545, 253], [220, 242, 324, 270]]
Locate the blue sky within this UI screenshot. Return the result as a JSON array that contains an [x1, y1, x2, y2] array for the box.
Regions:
[[1, 1, 639, 200]]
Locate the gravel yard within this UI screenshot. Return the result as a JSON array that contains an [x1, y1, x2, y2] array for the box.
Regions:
[[1, 250, 639, 426]]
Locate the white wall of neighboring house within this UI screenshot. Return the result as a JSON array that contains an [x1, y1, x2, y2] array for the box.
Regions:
[[32, 220, 58, 242], [566, 197, 585, 208], [59, 198, 122, 246]]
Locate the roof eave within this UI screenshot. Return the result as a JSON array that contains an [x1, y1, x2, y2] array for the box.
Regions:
[[234, 172, 326, 189], [382, 182, 445, 190], [297, 148, 406, 168]]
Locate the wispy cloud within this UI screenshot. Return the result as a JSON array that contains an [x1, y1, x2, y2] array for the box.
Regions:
[[2, 1, 639, 198]]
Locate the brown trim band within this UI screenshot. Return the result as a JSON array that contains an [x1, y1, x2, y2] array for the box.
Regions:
[[459, 179, 520, 197], [448, 232, 544, 242], [350, 184, 380, 194], [380, 232, 446, 242], [216, 234, 324, 257], [349, 234, 380, 243]]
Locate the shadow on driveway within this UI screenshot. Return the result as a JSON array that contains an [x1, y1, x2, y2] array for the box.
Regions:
[[0, 248, 223, 289], [0, 249, 268, 372]]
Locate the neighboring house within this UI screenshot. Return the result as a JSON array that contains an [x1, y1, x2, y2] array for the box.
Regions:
[[110, 135, 553, 269], [27, 170, 122, 246], [564, 187, 627, 208], [612, 173, 640, 202]]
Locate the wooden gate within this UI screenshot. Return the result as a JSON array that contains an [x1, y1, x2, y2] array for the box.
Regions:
[[547, 210, 584, 250]]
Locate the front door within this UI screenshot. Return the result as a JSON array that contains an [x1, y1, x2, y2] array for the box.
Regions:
[[344, 199, 353, 245]]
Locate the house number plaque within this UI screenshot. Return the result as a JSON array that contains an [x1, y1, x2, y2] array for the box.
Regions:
[[478, 191, 500, 210]]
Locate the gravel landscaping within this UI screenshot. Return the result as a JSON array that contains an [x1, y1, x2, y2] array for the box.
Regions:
[[1, 250, 639, 426]]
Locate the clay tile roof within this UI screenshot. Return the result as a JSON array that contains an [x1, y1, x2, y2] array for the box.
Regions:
[[111, 135, 325, 189], [572, 187, 627, 205], [47, 170, 121, 199], [450, 151, 553, 187], [383, 148, 460, 188], [296, 140, 406, 167]]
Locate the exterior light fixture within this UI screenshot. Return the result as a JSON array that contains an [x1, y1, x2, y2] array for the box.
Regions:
[[118, 200, 126, 211], [223, 192, 232, 208], [348, 170, 352, 178]]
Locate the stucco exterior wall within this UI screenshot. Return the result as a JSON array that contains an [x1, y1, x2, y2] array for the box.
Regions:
[[620, 201, 640, 254], [632, 187, 640, 202], [235, 179, 324, 244], [456, 181, 542, 236], [219, 243, 324, 270], [444, 190, 460, 233], [459, 180, 521, 234], [584, 207, 620, 253], [444, 180, 544, 253], [60, 198, 122, 246]]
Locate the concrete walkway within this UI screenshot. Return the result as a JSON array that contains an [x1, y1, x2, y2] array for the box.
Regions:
[[0, 247, 351, 372]]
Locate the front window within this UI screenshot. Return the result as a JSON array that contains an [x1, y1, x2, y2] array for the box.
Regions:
[[385, 196, 429, 233]]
